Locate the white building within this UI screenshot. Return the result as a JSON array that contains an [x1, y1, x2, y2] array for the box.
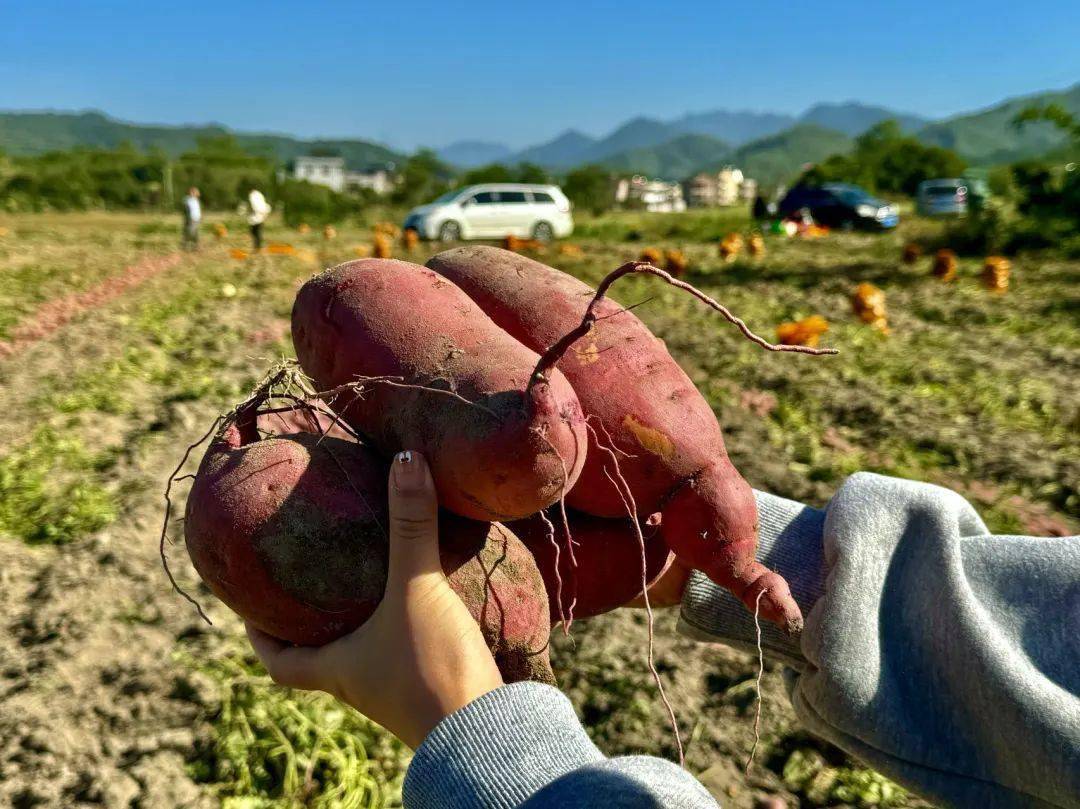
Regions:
[[683, 166, 757, 208], [615, 175, 686, 213], [291, 156, 397, 195]]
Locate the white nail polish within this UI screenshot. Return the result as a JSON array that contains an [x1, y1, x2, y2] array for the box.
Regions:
[[397, 450, 412, 463]]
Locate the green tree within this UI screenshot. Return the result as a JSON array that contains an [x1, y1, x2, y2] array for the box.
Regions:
[[562, 164, 614, 215], [173, 135, 275, 209], [515, 163, 550, 184], [460, 163, 514, 184], [1013, 104, 1080, 144], [1011, 104, 1079, 222], [799, 120, 965, 195], [277, 179, 359, 227], [459, 162, 551, 186], [390, 149, 453, 207]]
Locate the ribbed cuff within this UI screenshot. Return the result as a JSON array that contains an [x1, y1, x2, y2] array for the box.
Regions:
[[403, 682, 604, 809], [677, 490, 826, 670]]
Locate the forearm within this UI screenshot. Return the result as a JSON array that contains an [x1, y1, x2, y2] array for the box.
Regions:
[[678, 473, 1080, 808], [403, 682, 717, 808]]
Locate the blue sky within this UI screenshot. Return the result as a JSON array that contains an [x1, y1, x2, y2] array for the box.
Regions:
[[2, 0, 1077, 150]]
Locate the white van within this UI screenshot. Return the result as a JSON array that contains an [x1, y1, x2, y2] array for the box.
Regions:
[[403, 184, 574, 242]]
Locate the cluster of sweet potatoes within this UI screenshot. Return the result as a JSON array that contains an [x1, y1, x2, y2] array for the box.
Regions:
[[181, 247, 827, 684]]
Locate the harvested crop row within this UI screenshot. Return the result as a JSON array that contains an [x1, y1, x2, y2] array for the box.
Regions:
[[0, 252, 182, 359]]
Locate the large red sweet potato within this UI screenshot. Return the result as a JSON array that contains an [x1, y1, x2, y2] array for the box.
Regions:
[[291, 259, 587, 523], [509, 509, 674, 623], [427, 246, 801, 632], [183, 404, 555, 683]]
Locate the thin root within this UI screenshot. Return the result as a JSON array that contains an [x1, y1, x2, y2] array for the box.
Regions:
[[538, 510, 570, 633], [744, 588, 766, 774], [160, 418, 221, 626], [588, 420, 684, 766], [532, 428, 580, 631], [314, 374, 502, 421]]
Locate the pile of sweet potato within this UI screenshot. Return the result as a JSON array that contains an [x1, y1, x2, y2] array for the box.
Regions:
[[181, 248, 829, 684]]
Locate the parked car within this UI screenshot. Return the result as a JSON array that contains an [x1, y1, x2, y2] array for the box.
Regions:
[[916, 178, 990, 216], [403, 184, 574, 242], [778, 183, 899, 230]]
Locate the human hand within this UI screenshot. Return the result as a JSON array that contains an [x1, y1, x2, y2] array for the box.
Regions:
[[246, 450, 504, 749]]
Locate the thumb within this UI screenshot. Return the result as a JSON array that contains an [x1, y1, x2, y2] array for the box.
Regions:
[[386, 450, 441, 587]]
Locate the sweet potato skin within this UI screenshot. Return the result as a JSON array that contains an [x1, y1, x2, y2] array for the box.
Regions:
[[184, 426, 387, 646], [510, 509, 674, 622], [426, 246, 799, 631], [291, 259, 586, 522], [427, 247, 721, 517], [183, 414, 555, 683]]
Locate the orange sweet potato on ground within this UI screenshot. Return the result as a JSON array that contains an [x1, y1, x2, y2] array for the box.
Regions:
[[932, 248, 957, 281], [776, 315, 829, 347], [902, 243, 922, 264], [982, 256, 1010, 292]]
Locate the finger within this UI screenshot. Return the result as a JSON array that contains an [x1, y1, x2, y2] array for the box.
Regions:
[[386, 450, 441, 586], [245, 623, 325, 691]]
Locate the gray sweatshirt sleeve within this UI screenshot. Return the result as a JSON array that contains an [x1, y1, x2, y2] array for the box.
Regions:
[[680, 472, 1080, 809], [402, 681, 718, 808]]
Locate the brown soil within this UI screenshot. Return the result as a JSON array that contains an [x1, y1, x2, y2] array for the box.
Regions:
[[0, 417, 226, 808]]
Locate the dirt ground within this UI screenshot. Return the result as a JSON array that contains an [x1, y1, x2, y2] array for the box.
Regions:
[[1, 209, 1074, 807]]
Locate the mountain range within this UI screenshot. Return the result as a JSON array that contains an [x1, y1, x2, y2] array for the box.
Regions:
[[2, 83, 1077, 188], [463, 102, 928, 171], [0, 111, 399, 169], [435, 84, 1078, 182]]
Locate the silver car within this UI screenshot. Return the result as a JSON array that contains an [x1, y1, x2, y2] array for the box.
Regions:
[[916, 179, 970, 216], [403, 184, 574, 242]]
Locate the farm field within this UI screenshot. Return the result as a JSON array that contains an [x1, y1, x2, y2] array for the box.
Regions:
[[0, 209, 1076, 808]]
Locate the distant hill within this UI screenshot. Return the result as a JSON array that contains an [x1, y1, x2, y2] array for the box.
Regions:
[[916, 83, 1080, 165], [592, 123, 851, 186], [671, 109, 795, 146], [510, 102, 932, 169], [600, 133, 731, 178], [726, 124, 854, 187], [801, 102, 928, 135], [511, 129, 596, 167], [4, 83, 1077, 185], [512, 119, 678, 169], [578, 117, 676, 162], [0, 110, 401, 168], [436, 140, 513, 168]]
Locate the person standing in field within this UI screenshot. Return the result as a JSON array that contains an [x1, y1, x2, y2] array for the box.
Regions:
[[751, 193, 768, 222], [245, 187, 272, 250], [181, 187, 201, 251]]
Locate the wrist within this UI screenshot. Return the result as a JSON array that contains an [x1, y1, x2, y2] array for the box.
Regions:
[[678, 489, 826, 668]]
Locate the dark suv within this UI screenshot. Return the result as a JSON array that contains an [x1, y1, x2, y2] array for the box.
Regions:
[[778, 183, 898, 230]]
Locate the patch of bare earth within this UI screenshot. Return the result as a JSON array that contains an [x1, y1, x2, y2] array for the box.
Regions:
[[0, 391, 236, 808]]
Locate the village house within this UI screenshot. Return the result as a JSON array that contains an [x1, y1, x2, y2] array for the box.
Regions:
[[684, 166, 758, 208], [615, 175, 686, 213], [291, 155, 397, 195]]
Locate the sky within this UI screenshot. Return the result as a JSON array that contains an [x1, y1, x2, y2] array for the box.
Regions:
[[1, 0, 1078, 151]]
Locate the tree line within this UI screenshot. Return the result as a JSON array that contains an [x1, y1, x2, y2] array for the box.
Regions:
[[0, 133, 620, 224], [2, 108, 1074, 247]]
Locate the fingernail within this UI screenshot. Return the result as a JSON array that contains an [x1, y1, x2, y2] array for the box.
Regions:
[[392, 450, 425, 490]]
